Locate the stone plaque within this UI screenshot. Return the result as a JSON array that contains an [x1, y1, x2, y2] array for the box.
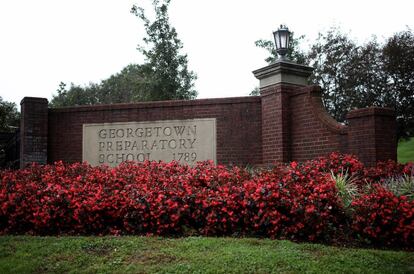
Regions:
[[82, 118, 216, 166]]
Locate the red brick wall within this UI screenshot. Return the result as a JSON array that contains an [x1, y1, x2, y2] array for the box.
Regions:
[[290, 86, 347, 161], [258, 84, 395, 166], [47, 97, 263, 166], [20, 97, 48, 168], [347, 107, 396, 166], [20, 84, 396, 168]]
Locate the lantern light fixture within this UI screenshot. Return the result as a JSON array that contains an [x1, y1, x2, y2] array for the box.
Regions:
[[273, 25, 290, 60]]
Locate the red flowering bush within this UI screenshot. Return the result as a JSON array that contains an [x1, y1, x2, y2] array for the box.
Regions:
[[365, 160, 414, 183], [309, 153, 365, 176], [301, 153, 367, 188], [351, 185, 414, 246], [0, 161, 254, 236], [240, 162, 344, 242], [0, 153, 413, 247]]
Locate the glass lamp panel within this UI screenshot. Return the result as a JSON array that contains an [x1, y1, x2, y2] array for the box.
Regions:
[[280, 34, 287, 49], [285, 33, 290, 49], [273, 31, 281, 49]]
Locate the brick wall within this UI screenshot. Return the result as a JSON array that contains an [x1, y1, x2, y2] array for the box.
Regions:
[[347, 107, 396, 166], [20, 84, 397, 167], [47, 97, 263, 166], [289, 86, 347, 161], [20, 97, 48, 168]]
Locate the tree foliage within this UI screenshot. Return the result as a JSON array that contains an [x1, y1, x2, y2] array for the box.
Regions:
[[308, 28, 367, 121], [256, 27, 414, 139], [131, 0, 197, 101], [50, 64, 149, 107], [382, 30, 414, 139], [0, 97, 19, 132], [50, 0, 196, 107]]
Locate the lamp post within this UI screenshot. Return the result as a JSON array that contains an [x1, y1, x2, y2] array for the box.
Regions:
[[273, 25, 290, 60]]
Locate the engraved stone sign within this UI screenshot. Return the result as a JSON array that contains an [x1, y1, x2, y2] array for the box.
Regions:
[[82, 118, 216, 166]]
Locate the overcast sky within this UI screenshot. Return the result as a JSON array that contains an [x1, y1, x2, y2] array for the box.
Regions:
[[1, 0, 413, 108]]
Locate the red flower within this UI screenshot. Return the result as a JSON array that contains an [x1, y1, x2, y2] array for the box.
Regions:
[[0, 154, 412, 247]]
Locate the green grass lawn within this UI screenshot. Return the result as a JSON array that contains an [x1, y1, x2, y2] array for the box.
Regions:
[[0, 236, 413, 274], [398, 137, 414, 163]]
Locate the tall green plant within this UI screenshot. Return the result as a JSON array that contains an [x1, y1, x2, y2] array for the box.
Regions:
[[51, 0, 197, 107], [0, 97, 19, 132], [380, 175, 414, 201], [131, 0, 197, 101], [331, 170, 359, 208]]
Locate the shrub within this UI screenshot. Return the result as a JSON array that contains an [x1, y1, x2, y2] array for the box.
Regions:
[[0, 153, 413, 247], [365, 160, 414, 183], [351, 185, 414, 246], [240, 162, 344, 241], [310, 153, 365, 176]]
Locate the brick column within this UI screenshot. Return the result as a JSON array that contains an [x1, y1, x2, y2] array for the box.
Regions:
[[20, 97, 48, 168], [259, 84, 292, 163], [253, 60, 313, 164], [347, 107, 396, 167]]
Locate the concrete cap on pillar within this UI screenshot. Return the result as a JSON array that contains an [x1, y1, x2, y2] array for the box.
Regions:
[[20, 97, 49, 105], [253, 60, 314, 88]]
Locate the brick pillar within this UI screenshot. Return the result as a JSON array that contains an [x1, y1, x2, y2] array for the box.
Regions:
[[20, 97, 48, 168], [253, 60, 313, 164], [258, 84, 292, 163], [347, 107, 396, 167]]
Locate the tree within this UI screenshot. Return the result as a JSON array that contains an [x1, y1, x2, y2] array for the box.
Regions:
[[0, 97, 19, 132], [308, 28, 414, 138], [50, 0, 197, 107], [307, 28, 361, 121], [382, 29, 414, 139], [131, 0, 197, 100], [50, 64, 149, 107], [345, 39, 388, 110], [50, 82, 98, 107], [249, 87, 260, 96]]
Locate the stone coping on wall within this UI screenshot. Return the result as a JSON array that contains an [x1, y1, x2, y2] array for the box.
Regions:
[[48, 96, 262, 113], [346, 107, 395, 119], [20, 97, 48, 105]]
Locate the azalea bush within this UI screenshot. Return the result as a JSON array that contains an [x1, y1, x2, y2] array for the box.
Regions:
[[0, 153, 413, 247]]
